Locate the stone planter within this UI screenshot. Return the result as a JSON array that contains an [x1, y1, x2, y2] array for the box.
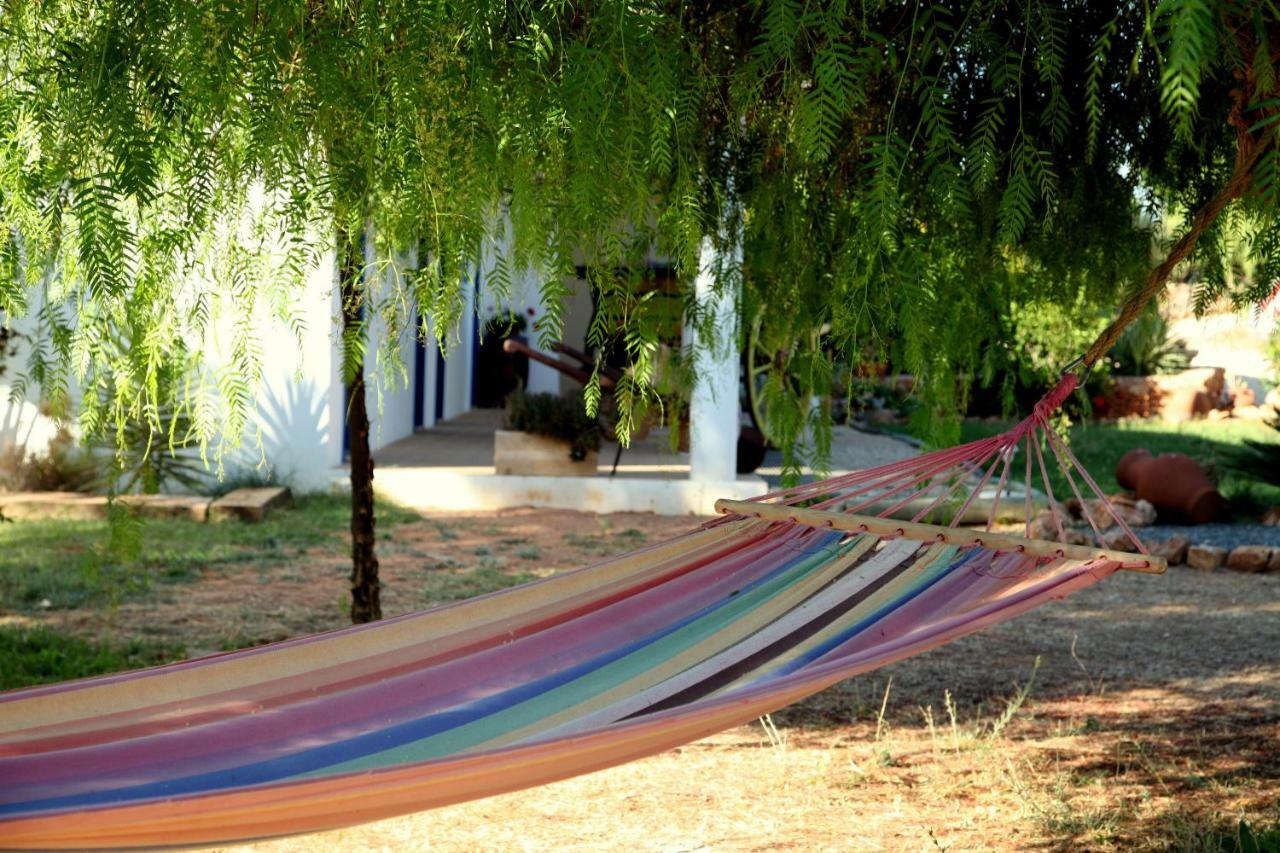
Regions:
[[1100, 368, 1230, 421], [493, 430, 598, 476]]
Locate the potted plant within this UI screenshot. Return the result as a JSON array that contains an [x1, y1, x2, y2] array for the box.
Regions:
[[495, 389, 601, 476]]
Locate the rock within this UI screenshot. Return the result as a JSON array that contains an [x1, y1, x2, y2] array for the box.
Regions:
[[1232, 404, 1276, 420], [1028, 510, 1091, 545], [1186, 544, 1227, 571], [1263, 506, 1280, 527], [1109, 496, 1157, 528], [1225, 545, 1273, 573], [209, 487, 292, 523], [1231, 381, 1257, 408], [1102, 376, 1164, 419], [1103, 528, 1137, 551], [1269, 549, 1280, 573], [867, 407, 902, 426], [1067, 496, 1156, 530], [1029, 509, 1058, 541], [1147, 534, 1190, 565], [1151, 367, 1228, 422]]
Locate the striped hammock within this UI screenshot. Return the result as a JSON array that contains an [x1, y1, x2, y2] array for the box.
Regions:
[[0, 375, 1163, 849]]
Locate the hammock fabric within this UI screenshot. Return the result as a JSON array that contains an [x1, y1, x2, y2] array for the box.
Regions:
[[0, 374, 1163, 849]]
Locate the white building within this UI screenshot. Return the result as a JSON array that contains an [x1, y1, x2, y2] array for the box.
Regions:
[[1, 236, 762, 515]]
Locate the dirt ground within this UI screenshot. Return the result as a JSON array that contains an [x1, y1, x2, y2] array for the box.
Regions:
[[36, 508, 1280, 851]]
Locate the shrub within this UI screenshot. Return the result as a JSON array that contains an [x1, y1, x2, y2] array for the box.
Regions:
[[1108, 305, 1195, 376], [0, 427, 97, 493], [1223, 408, 1280, 489], [0, 326, 17, 380], [504, 389, 601, 461]]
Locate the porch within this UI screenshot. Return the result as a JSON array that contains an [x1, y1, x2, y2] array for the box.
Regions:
[[365, 409, 767, 516]]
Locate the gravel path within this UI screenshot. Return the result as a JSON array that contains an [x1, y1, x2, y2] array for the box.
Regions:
[[756, 425, 919, 488], [1138, 522, 1280, 549]]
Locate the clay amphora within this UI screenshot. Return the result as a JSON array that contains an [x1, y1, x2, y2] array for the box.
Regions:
[[1115, 448, 1227, 524]]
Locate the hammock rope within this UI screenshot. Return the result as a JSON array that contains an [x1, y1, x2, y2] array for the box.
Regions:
[[0, 372, 1166, 850]]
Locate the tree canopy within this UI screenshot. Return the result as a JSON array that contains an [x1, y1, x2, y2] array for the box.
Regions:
[[1, 1, 1278, 617], [2, 1, 1278, 450]]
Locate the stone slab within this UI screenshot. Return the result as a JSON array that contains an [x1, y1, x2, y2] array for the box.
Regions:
[[209, 487, 292, 523], [0, 492, 106, 521], [116, 494, 212, 522], [1226, 544, 1274, 573], [1186, 544, 1227, 572]]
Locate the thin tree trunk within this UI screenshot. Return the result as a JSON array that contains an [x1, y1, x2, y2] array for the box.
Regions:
[[339, 229, 381, 623]]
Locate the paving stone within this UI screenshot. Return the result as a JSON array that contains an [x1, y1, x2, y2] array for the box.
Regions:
[[1147, 534, 1190, 565], [0, 492, 106, 520], [1226, 545, 1274, 573], [209, 487, 292, 522], [1186, 544, 1226, 572], [116, 494, 211, 522]]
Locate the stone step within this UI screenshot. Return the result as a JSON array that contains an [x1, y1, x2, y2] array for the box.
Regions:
[[209, 487, 292, 523], [0, 492, 211, 521], [0, 492, 104, 521], [116, 494, 212, 522]]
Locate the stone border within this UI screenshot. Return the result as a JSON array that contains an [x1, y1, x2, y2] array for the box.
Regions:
[[0, 487, 291, 524], [1146, 535, 1280, 573]]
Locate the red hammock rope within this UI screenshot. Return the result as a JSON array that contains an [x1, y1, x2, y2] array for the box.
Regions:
[[744, 372, 1147, 557]]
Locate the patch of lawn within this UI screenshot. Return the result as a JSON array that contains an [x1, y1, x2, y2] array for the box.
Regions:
[[0, 624, 184, 691], [0, 494, 421, 612], [415, 563, 540, 605], [960, 418, 1280, 513]]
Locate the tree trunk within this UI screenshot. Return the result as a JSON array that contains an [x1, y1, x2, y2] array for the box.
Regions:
[[339, 230, 382, 624]]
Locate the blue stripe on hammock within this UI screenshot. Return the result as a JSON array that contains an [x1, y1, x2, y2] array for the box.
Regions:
[[3, 530, 848, 816], [760, 546, 983, 680]]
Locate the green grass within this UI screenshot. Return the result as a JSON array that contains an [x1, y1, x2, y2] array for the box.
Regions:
[[412, 563, 541, 605], [958, 418, 1280, 515], [0, 624, 184, 691], [0, 494, 421, 612]]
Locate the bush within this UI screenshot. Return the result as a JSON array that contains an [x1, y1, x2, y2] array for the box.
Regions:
[[1224, 408, 1280, 489], [0, 427, 97, 493], [504, 389, 601, 461], [0, 624, 182, 690], [1108, 305, 1195, 375]]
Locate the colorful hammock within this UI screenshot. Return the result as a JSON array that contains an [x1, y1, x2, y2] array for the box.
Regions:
[[0, 374, 1163, 849]]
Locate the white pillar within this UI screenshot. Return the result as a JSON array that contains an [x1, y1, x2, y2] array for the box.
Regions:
[[442, 270, 476, 420], [688, 235, 740, 483]]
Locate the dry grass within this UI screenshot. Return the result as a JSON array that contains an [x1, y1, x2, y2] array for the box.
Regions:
[[10, 507, 1280, 850]]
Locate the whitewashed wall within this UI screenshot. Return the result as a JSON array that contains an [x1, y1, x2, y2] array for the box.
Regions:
[[0, 313, 67, 459]]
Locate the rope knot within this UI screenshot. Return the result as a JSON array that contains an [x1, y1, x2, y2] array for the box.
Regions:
[[1033, 374, 1079, 421]]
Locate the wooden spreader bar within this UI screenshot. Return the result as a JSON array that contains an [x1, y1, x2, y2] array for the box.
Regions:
[[715, 499, 1167, 574]]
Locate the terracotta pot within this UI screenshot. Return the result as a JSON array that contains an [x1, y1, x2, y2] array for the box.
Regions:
[[1115, 448, 1227, 524]]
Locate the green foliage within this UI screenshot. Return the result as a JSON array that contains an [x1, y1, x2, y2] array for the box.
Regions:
[[1223, 408, 1280, 489], [1108, 306, 1196, 376], [0, 624, 183, 691], [504, 390, 601, 461], [961, 416, 1280, 513], [0, 427, 97, 493], [0, 493, 419, 611], [0, 0, 1278, 470], [0, 325, 16, 379], [482, 309, 528, 340]]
